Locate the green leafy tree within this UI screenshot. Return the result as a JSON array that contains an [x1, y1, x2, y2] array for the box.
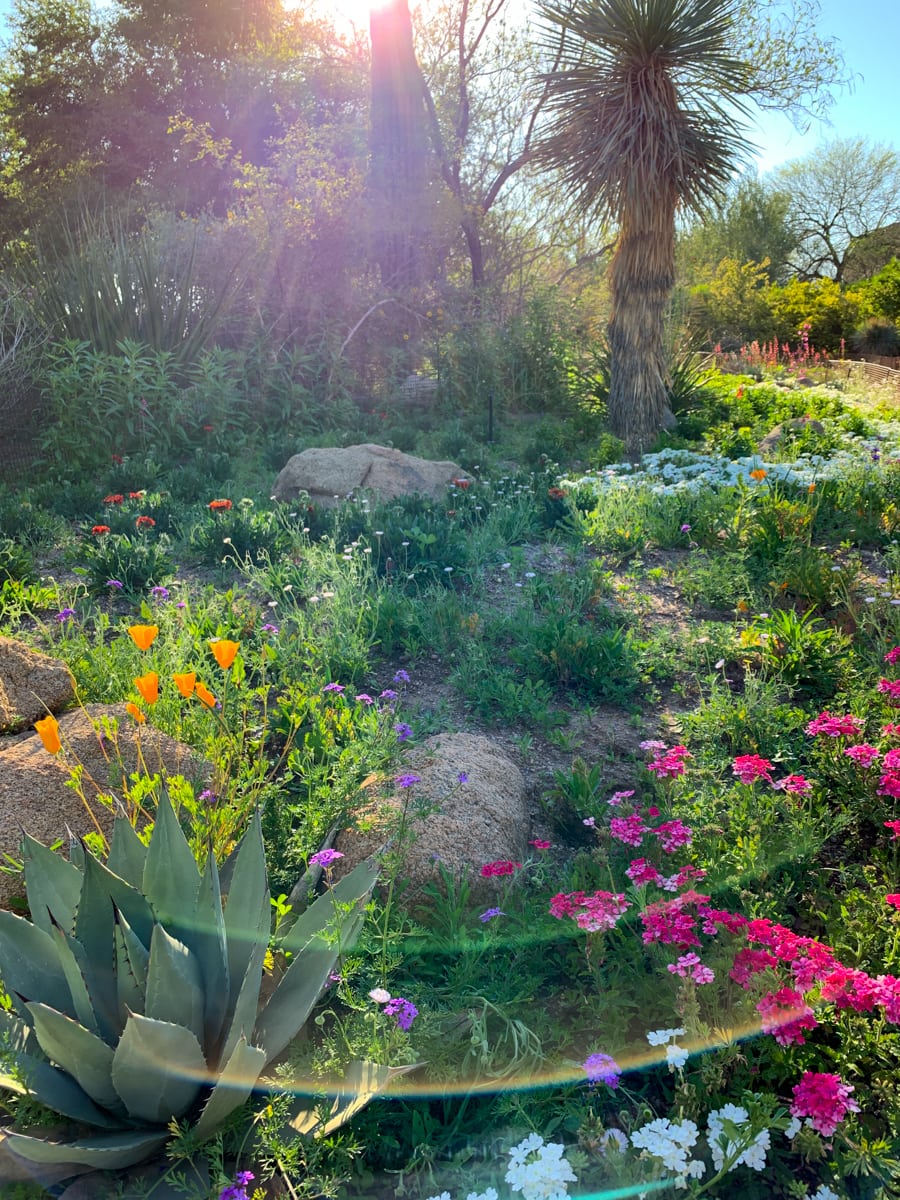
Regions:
[[688, 258, 777, 350], [765, 276, 861, 352], [679, 173, 798, 284], [851, 257, 900, 324], [772, 138, 900, 283], [532, 0, 753, 454]]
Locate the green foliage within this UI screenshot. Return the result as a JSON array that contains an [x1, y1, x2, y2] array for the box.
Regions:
[[854, 256, 900, 323], [0, 537, 33, 584], [80, 531, 175, 597], [0, 796, 380, 1189]]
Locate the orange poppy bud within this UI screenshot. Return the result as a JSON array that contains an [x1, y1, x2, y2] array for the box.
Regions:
[[34, 714, 61, 754], [126, 701, 147, 724], [209, 639, 239, 670], [134, 671, 159, 706], [194, 681, 217, 708], [172, 672, 197, 698], [128, 624, 159, 651]]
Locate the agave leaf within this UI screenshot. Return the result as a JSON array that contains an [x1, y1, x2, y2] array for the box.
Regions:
[[21, 835, 82, 936], [279, 858, 378, 958], [47, 920, 101, 1038], [106, 818, 147, 889], [2, 1127, 168, 1169], [113, 911, 147, 1020], [141, 789, 200, 928], [79, 848, 155, 949], [219, 937, 266, 1067], [144, 925, 204, 1043], [0, 911, 74, 1019], [222, 811, 269, 1007], [27, 1003, 120, 1112], [5, 1051, 121, 1128], [191, 1034, 266, 1144], [191, 853, 229, 1053], [252, 936, 340, 1068], [290, 1060, 420, 1138], [71, 855, 122, 1043], [254, 895, 370, 1065], [111, 1013, 206, 1124], [0, 1008, 36, 1055]]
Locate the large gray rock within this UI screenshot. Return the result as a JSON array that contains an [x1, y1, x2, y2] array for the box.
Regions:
[[0, 636, 75, 733], [758, 417, 825, 454], [334, 732, 528, 900], [0, 703, 208, 908], [272, 443, 469, 506]]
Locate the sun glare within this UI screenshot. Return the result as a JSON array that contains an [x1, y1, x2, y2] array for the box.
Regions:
[[289, 0, 397, 34]]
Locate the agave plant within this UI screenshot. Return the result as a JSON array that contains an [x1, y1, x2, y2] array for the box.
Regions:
[[0, 792, 378, 1186]]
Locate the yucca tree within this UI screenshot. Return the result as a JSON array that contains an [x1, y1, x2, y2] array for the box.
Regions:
[[533, 0, 753, 454]]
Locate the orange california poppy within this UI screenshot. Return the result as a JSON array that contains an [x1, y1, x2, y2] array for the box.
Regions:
[[749, 468, 767, 482], [208, 498, 233, 511], [172, 672, 197, 698], [34, 714, 61, 754], [209, 639, 239, 670], [126, 701, 147, 724], [128, 624, 159, 651], [194, 681, 217, 708], [134, 671, 159, 706]]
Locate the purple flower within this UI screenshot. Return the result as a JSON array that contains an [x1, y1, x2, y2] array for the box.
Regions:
[[176, 601, 186, 609], [583, 1052, 621, 1088], [395, 772, 421, 788], [261, 623, 279, 634], [394, 722, 413, 742], [457, 770, 469, 783], [310, 848, 345, 868], [479, 907, 504, 922], [323, 682, 345, 694], [199, 790, 217, 805], [105, 579, 124, 589], [393, 669, 411, 683], [219, 1172, 254, 1200], [383, 996, 418, 1031], [680, 523, 692, 533], [380, 688, 398, 701], [150, 586, 169, 600], [355, 693, 374, 706], [55, 608, 76, 623]]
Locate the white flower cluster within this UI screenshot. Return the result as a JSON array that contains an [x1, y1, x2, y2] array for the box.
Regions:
[[425, 1189, 499, 1200], [706, 1104, 769, 1172], [805, 1187, 841, 1200], [559, 424, 900, 499], [630, 1117, 706, 1187], [505, 1133, 577, 1200], [646, 1027, 688, 1071]]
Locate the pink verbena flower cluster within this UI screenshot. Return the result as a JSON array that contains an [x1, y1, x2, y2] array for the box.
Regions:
[[732, 754, 774, 784], [791, 1071, 860, 1137], [806, 711, 864, 738], [647, 744, 692, 778], [480, 860, 521, 877], [667, 952, 715, 984], [756, 986, 818, 1046], [549, 889, 631, 932]]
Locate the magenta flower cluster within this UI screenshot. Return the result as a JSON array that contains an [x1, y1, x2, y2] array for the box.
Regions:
[[791, 1071, 859, 1137], [549, 889, 631, 932]]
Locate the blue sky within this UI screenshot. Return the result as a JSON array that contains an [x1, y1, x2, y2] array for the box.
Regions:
[[0, 0, 893, 175], [749, 0, 898, 173]]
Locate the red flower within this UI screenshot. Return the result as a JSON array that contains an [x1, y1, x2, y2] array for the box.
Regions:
[[208, 499, 233, 511], [452, 478, 471, 489], [91, 525, 111, 535], [547, 487, 566, 501], [103, 494, 124, 504], [886, 894, 900, 910], [480, 860, 521, 877], [203, 424, 214, 432], [111, 454, 124, 465], [129, 491, 145, 499], [135, 516, 156, 528]]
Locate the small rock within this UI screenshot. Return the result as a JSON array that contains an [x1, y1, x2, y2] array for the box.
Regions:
[[0, 637, 75, 733], [272, 443, 469, 507], [334, 732, 528, 900], [0, 704, 209, 908]]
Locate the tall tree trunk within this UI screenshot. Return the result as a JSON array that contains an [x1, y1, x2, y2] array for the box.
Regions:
[[607, 199, 676, 458], [368, 0, 430, 289]]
